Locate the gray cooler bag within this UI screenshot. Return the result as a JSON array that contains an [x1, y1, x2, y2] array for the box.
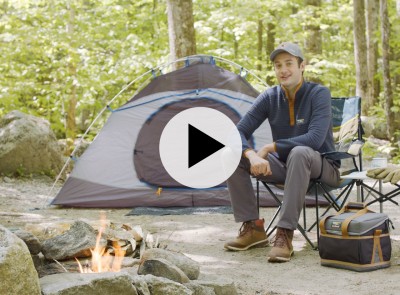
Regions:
[[319, 202, 391, 271]]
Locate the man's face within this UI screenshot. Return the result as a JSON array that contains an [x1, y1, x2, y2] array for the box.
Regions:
[[273, 52, 304, 90]]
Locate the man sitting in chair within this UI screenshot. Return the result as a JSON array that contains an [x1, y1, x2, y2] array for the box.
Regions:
[[224, 42, 341, 262]]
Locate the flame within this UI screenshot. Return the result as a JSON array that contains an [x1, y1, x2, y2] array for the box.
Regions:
[[76, 213, 126, 273]]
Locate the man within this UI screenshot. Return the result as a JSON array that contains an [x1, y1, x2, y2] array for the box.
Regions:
[[224, 42, 340, 262]]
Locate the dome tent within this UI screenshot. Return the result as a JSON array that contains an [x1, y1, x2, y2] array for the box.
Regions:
[[51, 55, 273, 207]]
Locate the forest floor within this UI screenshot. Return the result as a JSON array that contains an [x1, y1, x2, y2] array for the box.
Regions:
[[1, 175, 400, 295]]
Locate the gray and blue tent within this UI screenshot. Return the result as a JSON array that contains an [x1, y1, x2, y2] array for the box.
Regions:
[[51, 56, 273, 207]]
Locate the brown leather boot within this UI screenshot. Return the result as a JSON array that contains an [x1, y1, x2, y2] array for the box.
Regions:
[[267, 227, 294, 262], [224, 219, 268, 251]]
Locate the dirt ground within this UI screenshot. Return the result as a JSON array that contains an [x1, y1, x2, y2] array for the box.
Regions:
[[1, 176, 399, 295]]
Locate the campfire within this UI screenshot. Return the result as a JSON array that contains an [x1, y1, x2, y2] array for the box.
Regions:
[[74, 213, 154, 273], [75, 228, 126, 273]]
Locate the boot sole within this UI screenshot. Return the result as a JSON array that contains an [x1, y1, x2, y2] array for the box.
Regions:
[[224, 239, 269, 251], [267, 250, 294, 263]]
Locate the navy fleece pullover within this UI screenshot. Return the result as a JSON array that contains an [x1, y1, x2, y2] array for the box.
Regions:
[[237, 81, 335, 162]]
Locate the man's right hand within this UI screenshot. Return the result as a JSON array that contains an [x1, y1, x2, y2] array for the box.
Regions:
[[245, 149, 272, 177]]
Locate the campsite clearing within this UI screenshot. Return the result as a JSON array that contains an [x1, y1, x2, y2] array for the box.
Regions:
[[1, 176, 399, 295]]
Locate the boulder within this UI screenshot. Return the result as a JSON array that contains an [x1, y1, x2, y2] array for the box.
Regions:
[[184, 282, 216, 295], [37, 261, 69, 278], [40, 272, 137, 295], [41, 220, 105, 260], [361, 116, 388, 140], [123, 268, 151, 295], [138, 257, 190, 284], [142, 274, 193, 295], [0, 225, 41, 295], [0, 110, 63, 176], [196, 279, 238, 295], [141, 248, 200, 280], [14, 229, 42, 255]]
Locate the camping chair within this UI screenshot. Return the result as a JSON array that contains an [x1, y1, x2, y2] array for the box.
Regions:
[[257, 96, 364, 249]]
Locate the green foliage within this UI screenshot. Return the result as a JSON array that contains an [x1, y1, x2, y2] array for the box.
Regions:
[[0, 0, 399, 154], [0, 0, 168, 139], [193, 0, 357, 95]]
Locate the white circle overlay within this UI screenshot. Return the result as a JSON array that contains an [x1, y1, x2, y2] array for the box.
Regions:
[[159, 107, 242, 189]]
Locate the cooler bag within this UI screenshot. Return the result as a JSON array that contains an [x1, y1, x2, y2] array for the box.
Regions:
[[318, 202, 391, 271]]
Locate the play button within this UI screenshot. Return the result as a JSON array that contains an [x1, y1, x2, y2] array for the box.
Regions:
[[159, 107, 242, 189], [188, 124, 225, 168]]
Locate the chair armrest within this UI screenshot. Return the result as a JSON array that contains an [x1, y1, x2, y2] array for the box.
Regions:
[[322, 139, 364, 161], [321, 151, 355, 161]]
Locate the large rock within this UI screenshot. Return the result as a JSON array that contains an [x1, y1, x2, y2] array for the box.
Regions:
[[141, 248, 200, 280], [141, 274, 193, 295], [184, 282, 216, 295], [361, 116, 388, 140], [0, 225, 41, 295], [40, 272, 137, 295], [41, 220, 104, 260], [0, 110, 63, 176], [14, 229, 42, 255], [138, 257, 190, 284], [123, 268, 151, 295], [196, 279, 238, 295]]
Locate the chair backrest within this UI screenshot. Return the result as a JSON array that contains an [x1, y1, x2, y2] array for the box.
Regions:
[[331, 96, 363, 170], [331, 96, 362, 150]]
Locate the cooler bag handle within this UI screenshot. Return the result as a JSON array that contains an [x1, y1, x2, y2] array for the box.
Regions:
[[343, 201, 366, 211], [319, 202, 369, 235], [341, 207, 369, 236]]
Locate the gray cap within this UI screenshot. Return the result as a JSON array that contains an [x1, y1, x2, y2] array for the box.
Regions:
[[270, 42, 304, 61]]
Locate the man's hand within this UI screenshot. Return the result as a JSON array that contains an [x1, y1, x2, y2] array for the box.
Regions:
[[256, 143, 275, 159], [245, 149, 272, 177]]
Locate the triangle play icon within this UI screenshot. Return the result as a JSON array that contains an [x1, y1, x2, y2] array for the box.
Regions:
[[188, 124, 225, 168]]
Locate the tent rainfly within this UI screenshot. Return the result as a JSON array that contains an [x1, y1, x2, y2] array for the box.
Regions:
[[51, 56, 273, 207]]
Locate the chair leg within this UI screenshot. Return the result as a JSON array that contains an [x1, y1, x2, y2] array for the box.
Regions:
[[261, 181, 282, 235], [297, 223, 317, 250], [315, 181, 320, 248], [307, 182, 354, 232], [364, 181, 400, 206], [256, 180, 260, 216], [260, 181, 317, 249], [257, 180, 280, 238]]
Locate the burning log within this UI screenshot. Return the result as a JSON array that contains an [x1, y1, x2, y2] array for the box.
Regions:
[[73, 213, 161, 273]]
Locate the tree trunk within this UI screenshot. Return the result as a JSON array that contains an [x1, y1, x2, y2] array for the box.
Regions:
[[304, 0, 322, 83], [353, 0, 369, 114], [365, 0, 379, 109], [266, 22, 276, 86], [394, 0, 400, 122], [166, 0, 196, 66], [397, 0, 400, 16], [391, 0, 400, 93], [304, 0, 322, 56], [234, 38, 238, 59], [2, 1, 8, 13], [380, 0, 395, 139], [66, 0, 77, 142], [257, 19, 263, 71]]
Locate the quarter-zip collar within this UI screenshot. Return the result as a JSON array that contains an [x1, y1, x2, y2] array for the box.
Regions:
[[281, 78, 304, 126]]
